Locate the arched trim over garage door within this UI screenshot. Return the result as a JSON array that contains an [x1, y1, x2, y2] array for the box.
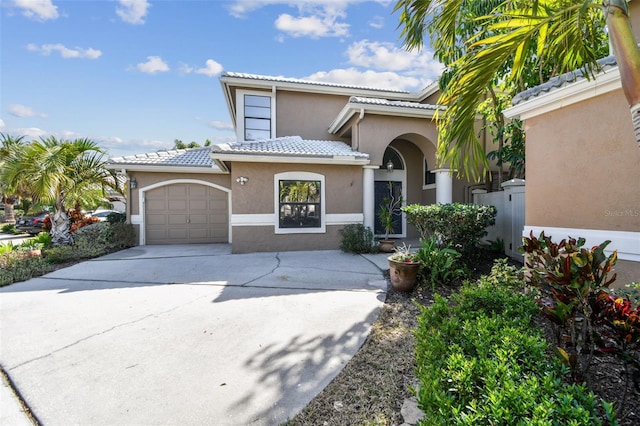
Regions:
[[133, 179, 231, 245]]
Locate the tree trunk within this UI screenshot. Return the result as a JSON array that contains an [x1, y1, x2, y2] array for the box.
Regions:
[[50, 193, 73, 245], [604, 0, 640, 147], [2, 196, 17, 224]]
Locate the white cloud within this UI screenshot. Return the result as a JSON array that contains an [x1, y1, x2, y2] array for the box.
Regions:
[[0, 119, 5, 129], [8, 104, 47, 118], [346, 40, 442, 73], [116, 0, 150, 25], [7, 127, 48, 140], [369, 16, 384, 29], [305, 68, 427, 92], [275, 13, 349, 38], [26, 43, 102, 59], [14, 0, 59, 21], [135, 56, 169, 74], [207, 120, 234, 131], [195, 59, 223, 77]]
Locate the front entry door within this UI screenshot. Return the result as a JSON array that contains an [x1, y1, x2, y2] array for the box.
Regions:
[[374, 180, 403, 236]]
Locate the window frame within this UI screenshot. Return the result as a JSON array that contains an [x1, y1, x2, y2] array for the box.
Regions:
[[236, 89, 275, 141], [422, 157, 436, 189], [274, 172, 326, 234]]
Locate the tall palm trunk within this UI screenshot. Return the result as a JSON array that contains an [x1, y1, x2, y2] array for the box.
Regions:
[[605, 0, 640, 146]]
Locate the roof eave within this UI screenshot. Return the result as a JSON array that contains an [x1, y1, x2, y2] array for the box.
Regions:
[[505, 66, 621, 120], [211, 153, 370, 166], [105, 164, 226, 174], [329, 101, 439, 134]]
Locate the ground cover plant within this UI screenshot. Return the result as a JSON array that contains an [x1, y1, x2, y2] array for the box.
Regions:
[[287, 241, 639, 425], [0, 219, 136, 287]]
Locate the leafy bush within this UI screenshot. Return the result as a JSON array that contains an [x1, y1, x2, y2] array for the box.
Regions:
[[415, 237, 467, 290], [402, 203, 496, 258], [107, 211, 126, 224], [413, 261, 614, 425], [72, 222, 112, 258], [0, 251, 55, 287], [0, 241, 16, 254], [1, 223, 16, 233], [339, 223, 376, 254], [521, 231, 618, 380], [109, 223, 136, 249]]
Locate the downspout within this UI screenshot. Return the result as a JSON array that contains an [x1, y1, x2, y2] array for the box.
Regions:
[[353, 108, 365, 151], [272, 85, 277, 138]]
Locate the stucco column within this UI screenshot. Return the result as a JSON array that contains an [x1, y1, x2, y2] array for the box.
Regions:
[[362, 165, 377, 231], [434, 169, 454, 204]]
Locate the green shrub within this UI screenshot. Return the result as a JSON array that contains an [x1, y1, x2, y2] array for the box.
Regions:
[[107, 211, 126, 224], [1, 223, 16, 233], [72, 222, 112, 258], [0, 242, 17, 254], [42, 244, 77, 263], [402, 203, 496, 258], [415, 237, 467, 290], [108, 223, 136, 249], [413, 261, 613, 425], [0, 251, 55, 287], [339, 223, 376, 254]]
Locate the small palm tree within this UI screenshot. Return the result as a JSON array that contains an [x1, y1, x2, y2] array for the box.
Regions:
[[0, 133, 29, 224], [1, 136, 113, 245]]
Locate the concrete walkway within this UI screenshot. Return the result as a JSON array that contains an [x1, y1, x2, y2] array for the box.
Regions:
[[0, 245, 390, 425]]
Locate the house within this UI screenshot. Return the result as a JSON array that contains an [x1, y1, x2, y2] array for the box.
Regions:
[[107, 74, 493, 253], [503, 3, 640, 284]]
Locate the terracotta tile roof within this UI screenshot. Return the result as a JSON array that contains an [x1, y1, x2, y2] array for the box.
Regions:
[[512, 55, 618, 105], [211, 136, 369, 159], [222, 72, 410, 94], [349, 96, 443, 110], [108, 147, 214, 167]]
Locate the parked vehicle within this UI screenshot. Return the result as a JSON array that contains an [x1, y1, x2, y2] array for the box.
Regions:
[[16, 212, 49, 235], [91, 210, 121, 222]]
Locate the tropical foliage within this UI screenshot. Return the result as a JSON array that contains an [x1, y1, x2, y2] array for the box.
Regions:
[[394, 0, 634, 181], [1, 136, 116, 245]]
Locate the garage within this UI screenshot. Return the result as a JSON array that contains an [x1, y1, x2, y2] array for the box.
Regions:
[[145, 183, 228, 244]]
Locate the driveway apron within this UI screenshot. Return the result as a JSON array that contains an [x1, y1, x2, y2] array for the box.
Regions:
[[0, 245, 387, 426]]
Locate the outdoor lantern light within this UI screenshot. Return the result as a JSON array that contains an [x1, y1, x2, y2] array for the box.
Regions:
[[130, 178, 137, 189], [386, 160, 394, 173], [236, 176, 249, 185]]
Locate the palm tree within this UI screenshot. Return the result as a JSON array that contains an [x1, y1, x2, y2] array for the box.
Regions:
[[1, 136, 113, 245], [0, 133, 29, 224], [394, 0, 640, 181]]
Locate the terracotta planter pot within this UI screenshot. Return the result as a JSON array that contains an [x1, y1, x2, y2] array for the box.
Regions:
[[387, 257, 420, 292]]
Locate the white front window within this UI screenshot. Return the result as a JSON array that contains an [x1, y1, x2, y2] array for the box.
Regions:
[[275, 172, 326, 234], [237, 90, 274, 141]]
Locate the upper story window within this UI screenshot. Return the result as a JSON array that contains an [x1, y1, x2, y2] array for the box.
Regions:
[[237, 90, 274, 141], [275, 172, 326, 234]]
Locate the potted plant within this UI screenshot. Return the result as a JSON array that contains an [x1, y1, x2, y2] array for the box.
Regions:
[[378, 182, 403, 253], [387, 243, 421, 292]]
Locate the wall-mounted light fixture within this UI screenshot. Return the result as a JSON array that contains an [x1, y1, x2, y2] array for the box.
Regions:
[[386, 160, 394, 173], [236, 176, 249, 186], [130, 178, 137, 189]]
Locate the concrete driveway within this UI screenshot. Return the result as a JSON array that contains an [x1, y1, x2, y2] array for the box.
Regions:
[[0, 244, 388, 426]]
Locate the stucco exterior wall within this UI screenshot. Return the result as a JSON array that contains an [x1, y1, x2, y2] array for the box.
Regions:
[[524, 89, 640, 232], [357, 115, 439, 166], [229, 162, 364, 253], [276, 91, 350, 141]]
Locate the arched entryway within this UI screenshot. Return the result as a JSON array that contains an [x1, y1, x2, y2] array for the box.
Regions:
[[373, 146, 406, 238]]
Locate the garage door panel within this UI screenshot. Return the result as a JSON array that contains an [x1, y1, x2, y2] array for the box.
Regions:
[[145, 183, 228, 245]]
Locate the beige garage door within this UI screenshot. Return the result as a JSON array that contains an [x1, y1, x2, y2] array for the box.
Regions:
[[145, 183, 228, 244]]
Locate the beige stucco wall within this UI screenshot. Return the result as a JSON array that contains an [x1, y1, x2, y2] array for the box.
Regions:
[[524, 89, 640, 232], [276, 91, 350, 141], [229, 162, 363, 253]]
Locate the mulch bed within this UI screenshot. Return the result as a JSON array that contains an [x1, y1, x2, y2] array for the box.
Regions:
[[286, 252, 639, 425]]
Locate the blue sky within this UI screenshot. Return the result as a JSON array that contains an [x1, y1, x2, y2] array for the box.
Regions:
[[1, 0, 442, 158]]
